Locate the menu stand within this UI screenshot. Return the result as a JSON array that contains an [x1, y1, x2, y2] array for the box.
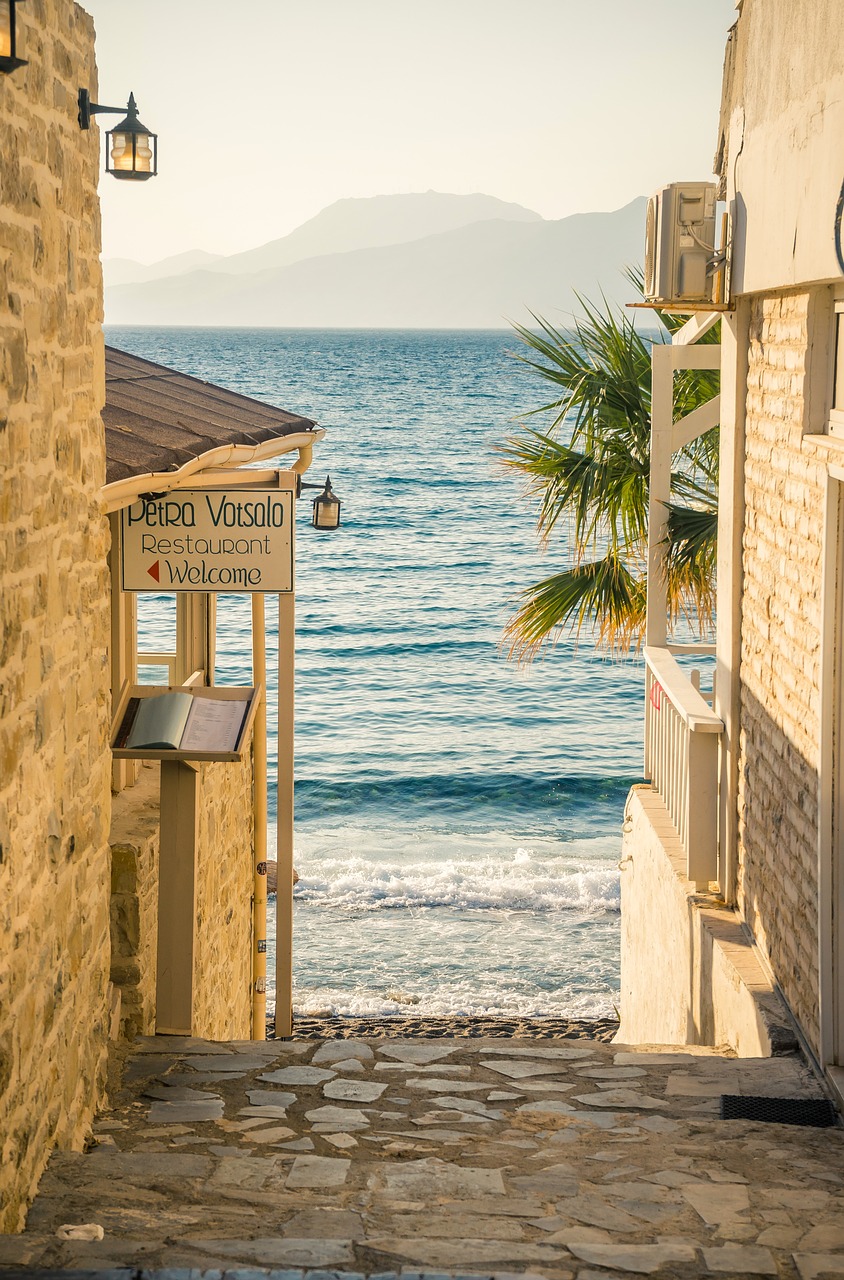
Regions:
[[111, 684, 261, 1034]]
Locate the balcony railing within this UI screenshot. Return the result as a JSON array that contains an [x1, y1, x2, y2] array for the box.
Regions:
[[643, 645, 724, 887]]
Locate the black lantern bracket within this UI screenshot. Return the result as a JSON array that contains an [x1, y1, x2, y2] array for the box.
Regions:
[[0, 0, 27, 74], [297, 474, 342, 531], [77, 88, 158, 180]]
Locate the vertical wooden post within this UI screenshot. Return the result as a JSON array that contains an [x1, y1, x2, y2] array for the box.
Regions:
[[155, 760, 199, 1034], [109, 514, 138, 792], [251, 594, 268, 1040], [646, 345, 673, 648], [275, 591, 295, 1038]]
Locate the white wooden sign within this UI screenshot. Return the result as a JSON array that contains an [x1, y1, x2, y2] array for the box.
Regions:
[[121, 489, 294, 593]]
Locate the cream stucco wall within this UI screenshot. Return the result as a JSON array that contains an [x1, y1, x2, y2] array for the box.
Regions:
[[0, 1, 113, 1231], [720, 0, 844, 296]]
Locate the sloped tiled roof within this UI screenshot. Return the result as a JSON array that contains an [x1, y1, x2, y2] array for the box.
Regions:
[[104, 346, 317, 485]]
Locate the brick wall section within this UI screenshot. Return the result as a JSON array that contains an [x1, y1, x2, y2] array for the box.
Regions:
[[109, 756, 254, 1042], [738, 289, 827, 1053], [0, 2, 112, 1232]]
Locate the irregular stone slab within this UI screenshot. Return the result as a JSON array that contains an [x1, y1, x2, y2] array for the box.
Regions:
[[413, 1111, 490, 1126], [636, 1114, 680, 1133], [177, 1054, 270, 1072], [329, 1058, 366, 1073], [577, 1067, 648, 1079], [375, 1062, 472, 1075], [323, 1132, 358, 1149], [277, 1137, 315, 1150], [488, 1090, 524, 1100], [245, 1090, 296, 1109], [285, 1154, 351, 1188], [424, 1096, 503, 1118], [563, 1197, 645, 1232], [323, 1078, 388, 1102], [376, 1213, 526, 1241], [702, 1244, 777, 1274], [365, 1237, 563, 1266], [516, 1100, 576, 1116], [284, 1208, 363, 1237], [312, 1040, 374, 1065], [139, 1125, 195, 1138], [305, 1105, 370, 1128], [376, 1157, 505, 1198], [135, 1035, 233, 1055], [517, 1081, 576, 1093], [238, 1104, 290, 1120], [602, 1181, 681, 1205], [378, 1042, 457, 1063], [405, 1078, 486, 1092], [142, 1084, 220, 1102], [247, 1125, 297, 1144], [510, 1165, 579, 1198], [572, 1090, 666, 1109], [482, 1060, 575, 1080], [74, 1152, 211, 1183], [794, 1255, 844, 1280], [683, 1182, 750, 1223], [208, 1155, 280, 1189], [389, 1128, 466, 1141], [479, 1045, 594, 1060], [259, 1066, 335, 1085], [148, 1099, 224, 1123], [567, 1242, 697, 1273], [188, 1236, 353, 1267], [799, 1225, 844, 1251]]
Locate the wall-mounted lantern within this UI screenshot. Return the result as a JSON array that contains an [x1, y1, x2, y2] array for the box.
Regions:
[[299, 475, 342, 530], [78, 88, 158, 180], [0, 0, 26, 73]]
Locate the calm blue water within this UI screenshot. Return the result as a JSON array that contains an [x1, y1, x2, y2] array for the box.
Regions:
[[108, 327, 644, 1019]]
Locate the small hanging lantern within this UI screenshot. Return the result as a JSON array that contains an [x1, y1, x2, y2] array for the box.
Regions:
[[78, 89, 158, 181], [0, 0, 26, 73], [311, 476, 341, 530]]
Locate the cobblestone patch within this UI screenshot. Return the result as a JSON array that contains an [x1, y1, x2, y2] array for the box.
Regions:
[[2, 1033, 842, 1280]]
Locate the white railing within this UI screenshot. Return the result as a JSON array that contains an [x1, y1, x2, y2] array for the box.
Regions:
[[644, 645, 724, 887]]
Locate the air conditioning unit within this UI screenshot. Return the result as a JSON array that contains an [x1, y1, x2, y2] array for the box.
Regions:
[[644, 182, 718, 305]]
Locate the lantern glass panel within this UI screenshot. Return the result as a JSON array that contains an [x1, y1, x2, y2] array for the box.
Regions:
[[133, 132, 153, 173], [0, 1, 12, 59], [110, 131, 134, 171], [313, 498, 340, 529]]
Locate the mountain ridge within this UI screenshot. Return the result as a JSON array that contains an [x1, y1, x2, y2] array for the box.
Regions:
[[104, 193, 648, 329]]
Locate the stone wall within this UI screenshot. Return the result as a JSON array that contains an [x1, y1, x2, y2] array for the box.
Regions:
[[0, 1, 112, 1232], [109, 754, 254, 1042], [737, 289, 827, 1053]]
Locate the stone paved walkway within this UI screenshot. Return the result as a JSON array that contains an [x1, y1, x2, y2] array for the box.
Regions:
[[1, 1034, 843, 1279]]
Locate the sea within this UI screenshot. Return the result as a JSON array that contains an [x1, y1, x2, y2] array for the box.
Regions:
[[107, 326, 645, 1022]]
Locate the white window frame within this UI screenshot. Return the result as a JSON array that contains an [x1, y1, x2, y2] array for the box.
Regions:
[[827, 295, 844, 439]]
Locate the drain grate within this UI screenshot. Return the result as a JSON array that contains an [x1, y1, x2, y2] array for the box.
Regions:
[[720, 1094, 838, 1127]]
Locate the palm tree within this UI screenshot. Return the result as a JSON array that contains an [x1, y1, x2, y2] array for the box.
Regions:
[[500, 277, 719, 660]]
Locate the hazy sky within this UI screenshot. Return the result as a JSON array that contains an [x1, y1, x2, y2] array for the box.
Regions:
[[81, 0, 738, 263]]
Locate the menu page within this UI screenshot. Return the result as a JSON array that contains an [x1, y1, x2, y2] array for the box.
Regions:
[[179, 698, 249, 752]]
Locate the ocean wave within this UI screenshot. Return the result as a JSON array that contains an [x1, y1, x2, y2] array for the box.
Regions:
[[290, 854, 619, 913]]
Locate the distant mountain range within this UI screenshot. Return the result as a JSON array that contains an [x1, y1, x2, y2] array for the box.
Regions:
[[103, 191, 647, 328]]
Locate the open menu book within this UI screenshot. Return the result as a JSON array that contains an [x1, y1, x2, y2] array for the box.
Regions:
[[115, 691, 250, 753]]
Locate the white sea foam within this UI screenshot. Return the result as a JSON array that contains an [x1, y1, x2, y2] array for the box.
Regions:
[[291, 854, 619, 913]]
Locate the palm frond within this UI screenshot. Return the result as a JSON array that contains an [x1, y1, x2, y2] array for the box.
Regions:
[[503, 555, 647, 662]]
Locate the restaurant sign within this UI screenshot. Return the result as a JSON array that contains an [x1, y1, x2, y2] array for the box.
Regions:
[[121, 489, 294, 593]]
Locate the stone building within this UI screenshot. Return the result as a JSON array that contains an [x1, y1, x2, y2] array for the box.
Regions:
[[1, 1, 323, 1231], [619, 0, 844, 1104]]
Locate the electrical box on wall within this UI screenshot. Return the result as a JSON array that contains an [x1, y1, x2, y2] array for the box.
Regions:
[[644, 182, 718, 306]]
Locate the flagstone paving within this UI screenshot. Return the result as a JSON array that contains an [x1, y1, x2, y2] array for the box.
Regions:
[[1, 1034, 843, 1279]]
